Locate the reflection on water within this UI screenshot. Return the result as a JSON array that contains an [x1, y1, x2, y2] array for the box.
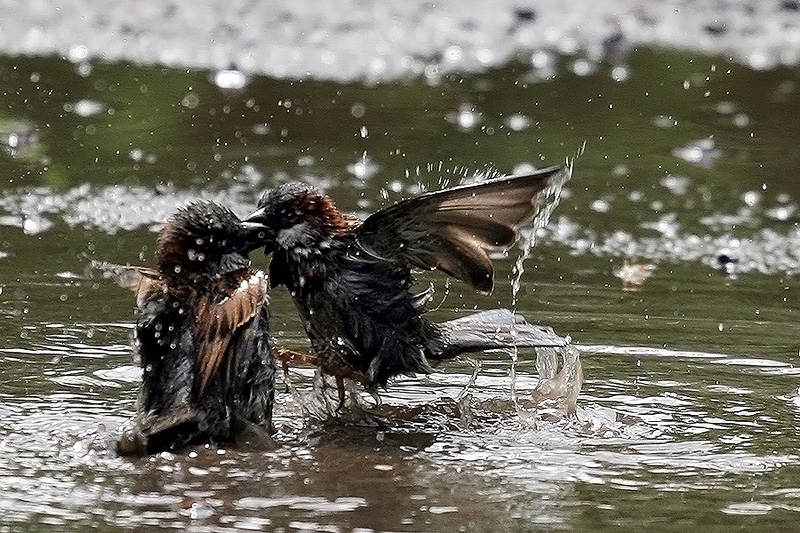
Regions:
[[2, 49, 800, 530]]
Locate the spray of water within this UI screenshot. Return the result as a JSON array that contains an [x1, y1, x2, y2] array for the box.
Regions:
[[531, 345, 583, 416], [457, 358, 482, 402], [507, 152, 583, 422]]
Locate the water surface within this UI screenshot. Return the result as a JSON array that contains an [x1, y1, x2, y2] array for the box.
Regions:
[[1, 50, 800, 531]]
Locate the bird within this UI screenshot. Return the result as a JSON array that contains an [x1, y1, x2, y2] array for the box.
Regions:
[[93, 200, 284, 455], [243, 166, 569, 396]]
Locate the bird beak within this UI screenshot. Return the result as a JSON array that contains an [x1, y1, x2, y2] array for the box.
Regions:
[[241, 210, 276, 255], [244, 207, 266, 222], [241, 220, 267, 232]]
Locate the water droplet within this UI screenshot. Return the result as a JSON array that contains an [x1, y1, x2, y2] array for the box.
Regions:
[[446, 104, 482, 131], [68, 99, 105, 117], [67, 44, 88, 63], [673, 137, 719, 166], [351, 102, 366, 118], [571, 58, 596, 77], [611, 65, 630, 82], [742, 190, 761, 207], [347, 152, 379, 180], [505, 113, 531, 132], [181, 93, 200, 109], [590, 198, 611, 213], [213, 69, 248, 90]]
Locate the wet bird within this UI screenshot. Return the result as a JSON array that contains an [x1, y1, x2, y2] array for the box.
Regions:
[[94, 200, 284, 455], [244, 166, 569, 395]]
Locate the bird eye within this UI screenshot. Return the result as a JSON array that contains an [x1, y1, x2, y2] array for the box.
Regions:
[[258, 231, 266, 239], [197, 253, 206, 262], [195, 238, 204, 245], [174, 265, 182, 273]]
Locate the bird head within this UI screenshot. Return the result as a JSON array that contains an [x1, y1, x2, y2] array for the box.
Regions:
[[156, 200, 269, 278], [244, 183, 351, 256]]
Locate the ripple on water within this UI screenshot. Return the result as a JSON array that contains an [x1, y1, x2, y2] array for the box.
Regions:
[[0, 319, 798, 529], [236, 495, 367, 512]]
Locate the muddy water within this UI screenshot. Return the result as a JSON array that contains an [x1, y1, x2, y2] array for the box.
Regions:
[[2, 50, 800, 531]]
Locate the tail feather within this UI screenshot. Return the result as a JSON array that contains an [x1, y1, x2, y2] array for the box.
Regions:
[[434, 309, 567, 359]]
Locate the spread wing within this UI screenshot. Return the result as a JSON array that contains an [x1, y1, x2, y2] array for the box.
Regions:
[[193, 270, 269, 397], [90, 259, 166, 312], [355, 166, 564, 293]]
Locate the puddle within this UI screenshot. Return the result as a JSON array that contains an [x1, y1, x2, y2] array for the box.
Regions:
[[1, 49, 800, 531]]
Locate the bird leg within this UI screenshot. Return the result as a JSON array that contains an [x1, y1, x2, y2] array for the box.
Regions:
[[271, 347, 369, 410], [335, 376, 346, 411], [271, 347, 368, 385]]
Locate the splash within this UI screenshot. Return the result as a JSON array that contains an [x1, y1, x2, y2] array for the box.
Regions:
[[531, 345, 583, 417], [518, 154, 576, 261], [280, 367, 383, 421], [510, 154, 576, 304], [456, 358, 482, 402], [508, 151, 581, 422]]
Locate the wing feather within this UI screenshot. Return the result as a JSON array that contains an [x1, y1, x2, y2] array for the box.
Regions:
[[194, 270, 269, 397], [90, 259, 167, 311], [423, 229, 495, 291], [355, 166, 564, 292]]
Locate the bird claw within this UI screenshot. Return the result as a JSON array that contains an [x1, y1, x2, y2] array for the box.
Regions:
[[272, 347, 369, 391]]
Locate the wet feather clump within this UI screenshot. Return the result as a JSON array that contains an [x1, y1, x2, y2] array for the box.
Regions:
[[93, 201, 276, 455], [245, 167, 572, 396]]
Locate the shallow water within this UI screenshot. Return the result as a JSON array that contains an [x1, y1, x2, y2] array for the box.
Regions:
[[2, 49, 800, 531]]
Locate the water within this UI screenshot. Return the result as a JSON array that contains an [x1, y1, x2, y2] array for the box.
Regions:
[[2, 50, 800, 531]]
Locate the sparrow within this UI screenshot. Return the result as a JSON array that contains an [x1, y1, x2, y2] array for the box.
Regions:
[[93, 200, 281, 455], [244, 166, 569, 394]]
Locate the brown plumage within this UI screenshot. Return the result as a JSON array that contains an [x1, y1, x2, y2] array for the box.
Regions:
[[93, 201, 278, 455], [356, 171, 558, 293]]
